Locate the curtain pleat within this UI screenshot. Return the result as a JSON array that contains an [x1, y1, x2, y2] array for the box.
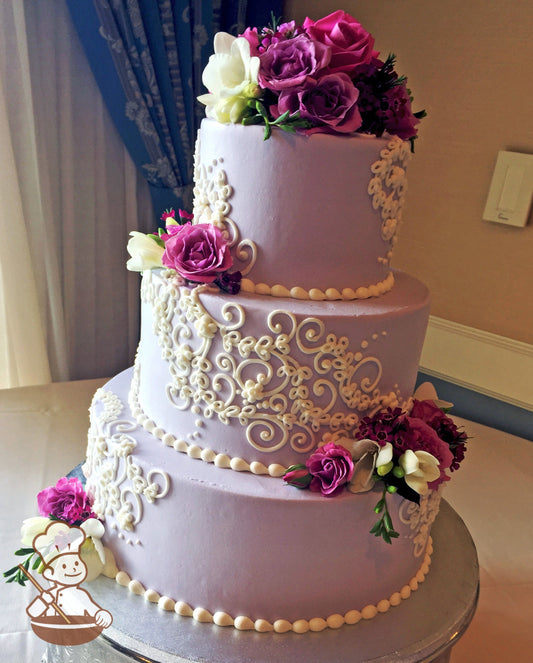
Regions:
[[0, 0, 152, 386]]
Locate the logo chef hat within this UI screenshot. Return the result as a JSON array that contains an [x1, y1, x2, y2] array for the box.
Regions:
[[33, 521, 86, 566]]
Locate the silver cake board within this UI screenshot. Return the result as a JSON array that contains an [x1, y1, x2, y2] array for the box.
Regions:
[[41, 500, 478, 663]]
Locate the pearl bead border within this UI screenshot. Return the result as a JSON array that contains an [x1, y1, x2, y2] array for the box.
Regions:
[[114, 537, 433, 634], [240, 272, 394, 301]]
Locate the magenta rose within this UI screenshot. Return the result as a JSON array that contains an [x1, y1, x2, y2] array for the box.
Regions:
[[162, 222, 233, 283], [306, 442, 354, 496], [37, 477, 95, 524], [382, 82, 420, 140], [303, 10, 377, 75], [257, 33, 331, 91], [273, 72, 362, 134]]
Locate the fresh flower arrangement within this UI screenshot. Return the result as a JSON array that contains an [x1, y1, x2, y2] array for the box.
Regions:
[[126, 208, 242, 294], [4, 477, 114, 586], [198, 10, 425, 144], [283, 384, 468, 544]]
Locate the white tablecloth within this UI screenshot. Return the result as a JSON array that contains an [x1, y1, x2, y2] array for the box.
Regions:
[[1, 378, 531, 662]]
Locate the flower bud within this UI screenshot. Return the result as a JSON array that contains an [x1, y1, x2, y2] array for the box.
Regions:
[[243, 83, 262, 99], [377, 461, 393, 477], [283, 465, 312, 489]]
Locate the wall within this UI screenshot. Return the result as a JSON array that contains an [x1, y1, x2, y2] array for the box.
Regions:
[[285, 0, 533, 346]]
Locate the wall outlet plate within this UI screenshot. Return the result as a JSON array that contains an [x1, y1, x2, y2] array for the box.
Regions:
[[483, 150, 533, 227]]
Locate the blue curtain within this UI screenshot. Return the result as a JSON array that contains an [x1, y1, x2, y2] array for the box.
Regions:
[[67, 1, 281, 219]]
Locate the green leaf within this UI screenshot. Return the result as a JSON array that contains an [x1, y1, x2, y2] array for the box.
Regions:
[[272, 110, 290, 125], [369, 485, 400, 544], [242, 115, 263, 126], [3, 566, 20, 578], [14, 548, 34, 556], [369, 522, 381, 535], [278, 125, 297, 134]]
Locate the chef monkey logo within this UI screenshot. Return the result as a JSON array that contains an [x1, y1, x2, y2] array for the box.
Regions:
[[25, 521, 112, 645]]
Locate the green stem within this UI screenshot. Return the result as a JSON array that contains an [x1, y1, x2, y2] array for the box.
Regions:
[[369, 484, 400, 544]]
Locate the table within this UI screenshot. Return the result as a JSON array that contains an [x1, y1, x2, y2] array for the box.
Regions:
[[1, 378, 531, 662]]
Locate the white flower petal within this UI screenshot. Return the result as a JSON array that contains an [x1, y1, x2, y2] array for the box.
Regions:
[[213, 31, 236, 55], [376, 442, 393, 467], [126, 232, 164, 272], [404, 474, 430, 495], [400, 450, 440, 495], [20, 517, 49, 546], [399, 448, 419, 474]]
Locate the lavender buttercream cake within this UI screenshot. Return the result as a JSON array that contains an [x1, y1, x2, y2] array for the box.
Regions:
[[84, 10, 468, 634]]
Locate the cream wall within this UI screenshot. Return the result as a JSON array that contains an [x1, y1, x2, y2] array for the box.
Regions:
[[286, 0, 533, 345]]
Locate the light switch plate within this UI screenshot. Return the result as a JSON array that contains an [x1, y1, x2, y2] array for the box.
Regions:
[[483, 150, 533, 227]]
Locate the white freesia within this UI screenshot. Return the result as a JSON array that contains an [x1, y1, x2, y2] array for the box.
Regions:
[[81, 518, 105, 564], [197, 33, 260, 124], [20, 516, 49, 546], [399, 449, 440, 495], [126, 231, 164, 272]]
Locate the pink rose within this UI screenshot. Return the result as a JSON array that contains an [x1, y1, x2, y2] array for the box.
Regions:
[[162, 222, 233, 283], [303, 10, 377, 75], [306, 442, 354, 496], [273, 73, 362, 134], [257, 34, 331, 91], [37, 477, 95, 525]]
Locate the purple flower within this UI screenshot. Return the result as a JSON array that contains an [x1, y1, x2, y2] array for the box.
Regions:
[[257, 34, 330, 92], [382, 82, 420, 140], [162, 222, 233, 284], [240, 22, 304, 56], [357, 407, 405, 446], [215, 270, 242, 295], [37, 477, 95, 525], [273, 72, 362, 134], [306, 442, 355, 496], [303, 10, 377, 75]]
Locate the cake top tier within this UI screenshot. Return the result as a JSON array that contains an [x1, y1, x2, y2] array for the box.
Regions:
[[126, 11, 425, 300], [198, 10, 425, 144], [193, 119, 411, 298]]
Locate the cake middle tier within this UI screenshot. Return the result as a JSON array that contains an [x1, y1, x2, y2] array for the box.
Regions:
[[131, 269, 430, 471]]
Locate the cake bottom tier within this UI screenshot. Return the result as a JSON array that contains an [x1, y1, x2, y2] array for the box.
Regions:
[[85, 369, 441, 633]]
